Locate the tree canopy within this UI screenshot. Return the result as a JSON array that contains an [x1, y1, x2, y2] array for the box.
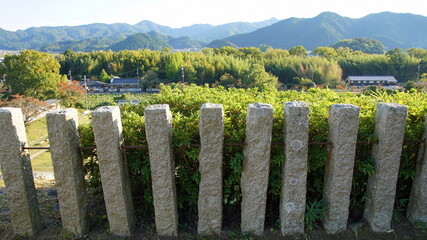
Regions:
[[289, 45, 307, 56], [1, 50, 66, 99], [330, 38, 385, 54]]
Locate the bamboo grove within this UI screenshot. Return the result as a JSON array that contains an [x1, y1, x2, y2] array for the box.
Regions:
[[57, 47, 427, 89]]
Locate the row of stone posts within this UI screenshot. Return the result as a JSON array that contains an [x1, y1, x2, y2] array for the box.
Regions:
[[0, 102, 426, 237]]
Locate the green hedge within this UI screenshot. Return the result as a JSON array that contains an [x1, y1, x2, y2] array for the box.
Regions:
[[79, 85, 427, 229]]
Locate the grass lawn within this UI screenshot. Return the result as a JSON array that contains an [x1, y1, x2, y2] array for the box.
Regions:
[[29, 151, 54, 172], [26, 116, 48, 144]]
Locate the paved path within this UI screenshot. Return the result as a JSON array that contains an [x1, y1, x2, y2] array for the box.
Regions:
[[32, 171, 55, 180]]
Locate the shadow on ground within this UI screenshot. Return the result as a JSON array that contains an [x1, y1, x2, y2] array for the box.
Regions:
[[1, 186, 426, 240]]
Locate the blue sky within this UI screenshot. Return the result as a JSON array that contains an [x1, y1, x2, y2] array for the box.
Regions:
[[1, 0, 426, 31]]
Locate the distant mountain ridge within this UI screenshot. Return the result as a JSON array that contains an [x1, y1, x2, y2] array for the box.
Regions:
[[225, 12, 427, 50], [40, 32, 205, 52], [2, 12, 427, 51], [109, 32, 204, 51], [0, 18, 279, 50]]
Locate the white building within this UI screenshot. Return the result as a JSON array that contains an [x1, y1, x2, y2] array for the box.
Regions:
[[346, 76, 398, 85]]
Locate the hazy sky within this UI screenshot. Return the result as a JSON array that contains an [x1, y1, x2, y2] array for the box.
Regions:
[[1, 0, 426, 31]]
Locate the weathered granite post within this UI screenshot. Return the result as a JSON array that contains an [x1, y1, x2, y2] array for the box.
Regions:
[[323, 104, 360, 234], [144, 104, 178, 236], [92, 106, 135, 236], [0, 108, 41, 236], [46, 108, 88, 236], [407, 114, 427, 224], [198, 103, 224, 235], [241, 103, 274, 235], [280, 101, 309, 236], [364, 103, 407, 232]]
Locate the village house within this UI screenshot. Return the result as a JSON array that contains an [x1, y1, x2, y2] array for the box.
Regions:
[[109, 77, 141, 92], [346, 76, 398, 86], [80, 80, 108, 92]]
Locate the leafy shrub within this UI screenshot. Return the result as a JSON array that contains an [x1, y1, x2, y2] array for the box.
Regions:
[[79, 85, 427, 229]]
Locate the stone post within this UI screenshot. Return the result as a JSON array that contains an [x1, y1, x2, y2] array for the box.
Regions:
[[197, 103, 224, 235], [92, 106, 135, 236], [241, 103, 274, 235], [0, 108, 41, 236], [407, 114, 427, 224], [323, 104, 360, 234], [280, 101, 309, 236], [144, 104, 178, 236], [46, 108, 88, 236], [364, 103, 407, 232]]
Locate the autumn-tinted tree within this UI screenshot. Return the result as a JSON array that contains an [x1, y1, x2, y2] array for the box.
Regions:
[[0, 94, 47, 124], [56, 80, 85, 107]]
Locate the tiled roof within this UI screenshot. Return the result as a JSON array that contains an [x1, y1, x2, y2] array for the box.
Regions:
[[110, 78, 139, 84], [347, 76, 397, 82]]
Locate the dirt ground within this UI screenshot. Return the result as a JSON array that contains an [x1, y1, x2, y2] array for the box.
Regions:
[[1, 187, 426, 240]]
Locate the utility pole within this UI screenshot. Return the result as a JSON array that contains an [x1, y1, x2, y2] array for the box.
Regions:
[[311, 67, 314, 80], [417, 65, 421, 81], [84, 75, 88, 111], [181, 67, 185, 83]]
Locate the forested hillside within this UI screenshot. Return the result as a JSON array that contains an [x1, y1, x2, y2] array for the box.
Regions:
[[225, 12, 427, 50], [1, 12, 427, 51], [0, 19, 277, 50]]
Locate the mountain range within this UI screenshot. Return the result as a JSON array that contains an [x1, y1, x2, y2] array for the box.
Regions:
[[225, 12, 427, 50], [1, 12, 427, 51], [0, 18, 278, 50]]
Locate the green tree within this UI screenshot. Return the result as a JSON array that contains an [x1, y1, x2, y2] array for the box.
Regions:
[[164, 53, 184, 81], [218, 73, 242, 88], [2, 50, 66, 99], [331, 37, 385, 54], [404, 80, 417, 91], [406, 48, 427, 59], [259, 44, 272, 52], [243, 63, 279, 89], [335, 47, 353, 57], [312, 47, 338, 59], [420, 73, 427, 82], [264, 48, 290, 59], [386, 48, 413, 80], [214, 46, 243, 58], [140, 70, 160, 91], [99, 69, 110, 82], [239, 47, 262, 59], [289, 45, 307, 56]]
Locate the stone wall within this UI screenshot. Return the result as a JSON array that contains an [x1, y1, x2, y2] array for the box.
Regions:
[[0, 102, 426, 237]]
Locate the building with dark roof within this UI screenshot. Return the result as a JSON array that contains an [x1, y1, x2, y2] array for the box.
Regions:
[[346, 76, 398, 86], [80, 80, 107, 92], [109, 78, 141, 92]]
